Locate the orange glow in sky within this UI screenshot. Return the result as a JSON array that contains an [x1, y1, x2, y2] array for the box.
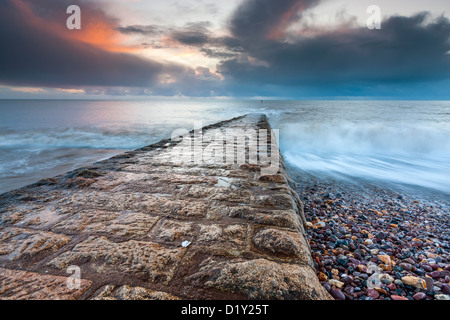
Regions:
[[12, 0, 138, 53], [69, 19, 139, 53]]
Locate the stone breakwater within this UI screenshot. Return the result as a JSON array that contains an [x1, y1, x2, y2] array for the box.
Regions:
[[0, 114, 330, 300]]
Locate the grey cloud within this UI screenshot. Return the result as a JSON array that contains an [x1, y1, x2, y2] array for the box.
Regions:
[[171, 21, 213, 46], [118, 21, 243, 59], [117, 25, 167, 36], [0, 0, 193, 91], [229, 0, 320, 39], [117, 21, 210, 37], [171, 30, 211, 46], [217, 0, 450, 88], [200, 48, 239, 59]]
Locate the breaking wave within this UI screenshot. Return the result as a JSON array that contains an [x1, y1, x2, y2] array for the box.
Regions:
[[280, 121, 450, 193]]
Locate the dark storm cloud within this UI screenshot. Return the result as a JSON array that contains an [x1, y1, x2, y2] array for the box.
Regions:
[[217, 0, 450, 88], [0, 0, 190, 89], [119, 0, 450, 91], [117, 20, 244, 60], [171, 30, 211, 46], [117, 25, 167, 36], [118, 21, 213, 47], [2, 0, 449, 98], [170, 32, 245, 53], [172, 33, 245, 53], [200, 48, 239, 59], [169, 21, 216, 46], [229, 0, 320, 39]]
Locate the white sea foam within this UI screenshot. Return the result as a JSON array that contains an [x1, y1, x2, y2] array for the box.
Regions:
[[278, 120, 450, 193], [0, 128, 157, 149]]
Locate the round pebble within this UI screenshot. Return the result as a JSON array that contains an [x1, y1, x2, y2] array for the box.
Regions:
[[300, 176, 450, 301]]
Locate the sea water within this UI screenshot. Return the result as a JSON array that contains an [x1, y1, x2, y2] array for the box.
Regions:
[[0, 99, 449, 195]]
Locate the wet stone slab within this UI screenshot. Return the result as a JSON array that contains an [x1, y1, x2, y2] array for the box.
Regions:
[[186, 258, 330, 300], [0, 227, 71, 261], [91, 285, 181, 300], [0, 267, 91, 300], [48, 236, 186, 285], [0, 114, 331, 300], [51, 210, 161, 238]]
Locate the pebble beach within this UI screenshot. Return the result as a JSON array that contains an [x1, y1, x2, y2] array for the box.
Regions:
[[290, 171, 450, 300]]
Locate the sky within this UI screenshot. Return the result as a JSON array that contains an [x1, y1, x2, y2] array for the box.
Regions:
[[0, 0, 449, 99]]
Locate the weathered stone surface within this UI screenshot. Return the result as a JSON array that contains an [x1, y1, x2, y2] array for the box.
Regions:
[[258, 175, 287, 184], [152, 219, 194, 243], [92, 285, 180, 300], [229, 207, 302, 230], [0, 203, 66, 227], [187, 258, 330, 300], [254, 193, 296, 209], [0, 267, 91, 300], [0, 227, 71, 261], [0, 114, 330, 300], [197, 224, 246, 248], [151, 219, 247, 250], [252, 228, 313, 265], [49, 236, 186, 284], [52, 210, 160, 238]]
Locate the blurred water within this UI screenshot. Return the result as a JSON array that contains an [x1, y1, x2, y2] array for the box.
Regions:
[[0, 99, 449, 194]]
